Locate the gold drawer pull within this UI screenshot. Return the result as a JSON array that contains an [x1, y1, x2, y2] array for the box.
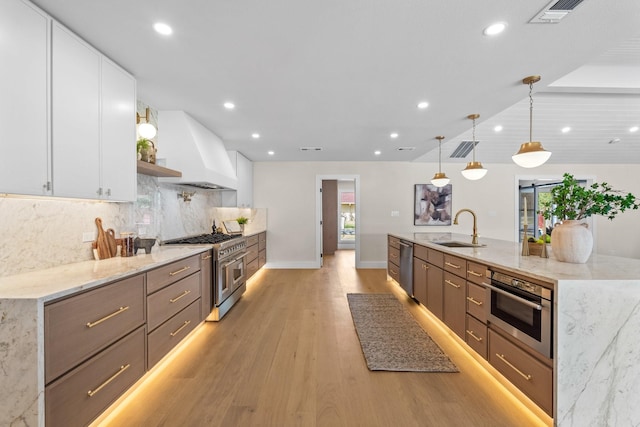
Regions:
[[422, 263, 429, 270], [445, 279, 461, 289], [445, 261, 461, 269], [467, 270, 483, 277], [169, 266, 190, 276], [466, 330, 483, 342], [86, 306, 129, 328], [466, 296, 483, 306], [170, 320, 191, 337], [496, 353, 532, 381], [87, 364, 130, 397], [389, 268, 398, 275], [201, 254, 212, 260], [169, 290, 191, 303], [390, 253, 398, 258]]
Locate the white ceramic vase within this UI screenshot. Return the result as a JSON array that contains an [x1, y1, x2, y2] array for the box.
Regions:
[[550, 220, 593, 263]]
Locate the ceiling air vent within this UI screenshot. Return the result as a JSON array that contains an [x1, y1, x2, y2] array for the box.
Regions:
[[299, 147, 323, 151], [450, 141, 479, 159], [530, 0, 585, 23], [396, 147, 415, 151]]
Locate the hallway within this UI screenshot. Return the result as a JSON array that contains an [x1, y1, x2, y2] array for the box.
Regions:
[[98, 250, 547, 426]]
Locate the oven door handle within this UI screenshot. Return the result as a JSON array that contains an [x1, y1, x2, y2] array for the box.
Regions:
[[222, 253, 247, 268], [485, 283, 543, 311]]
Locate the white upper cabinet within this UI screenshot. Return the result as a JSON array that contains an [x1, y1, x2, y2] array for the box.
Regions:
[[0, 0, 49, 195], [223, 151, 253, 207]]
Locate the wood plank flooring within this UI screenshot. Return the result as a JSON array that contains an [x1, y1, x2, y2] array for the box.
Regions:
[[98, 250, 548, 427]]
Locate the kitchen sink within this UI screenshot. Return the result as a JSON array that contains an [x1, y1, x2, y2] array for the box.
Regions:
[[434, 241, 486, 248]]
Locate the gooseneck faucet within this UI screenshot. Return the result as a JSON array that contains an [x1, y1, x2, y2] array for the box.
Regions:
[[454, 209, 479, 245]]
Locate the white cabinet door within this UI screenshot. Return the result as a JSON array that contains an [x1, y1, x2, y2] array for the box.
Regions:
[[101, 58, 136, 201], [51, 23, 101, 199], [0, 0, 49, 195], [236, 151, 253, 207]]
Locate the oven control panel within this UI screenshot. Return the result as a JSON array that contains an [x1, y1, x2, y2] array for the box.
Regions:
[[491, 271, 551, 300]]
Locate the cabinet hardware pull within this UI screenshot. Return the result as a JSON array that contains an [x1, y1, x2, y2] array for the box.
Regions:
[[466, 330, 483, 342], [422, 264, 429, 270], [87, 364, 130, 397], [467, 270, 482, 277], [86, 306, 129, 328], [466, 296, 483, 306], [170, 320, 191, 337], [169, 266, 190, 276], [202, 254, 212, 260], [445, 279, 461, 289], [445, 261, 461, 269], [390, 253, 398, 258], [169, 290, 191, 303], [496, 353, 532, 381], [390, 268, 398, 275]]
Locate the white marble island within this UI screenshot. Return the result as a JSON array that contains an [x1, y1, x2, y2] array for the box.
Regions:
[[0, 246, 210, 427], [390, 232, 640, 427]]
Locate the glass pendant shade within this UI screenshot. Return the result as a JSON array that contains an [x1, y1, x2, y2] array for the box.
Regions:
[[461, 161, 487, 180], [431, 172, 450, 187], [512, 141, 551, 168], [138, 122, 157, 139]]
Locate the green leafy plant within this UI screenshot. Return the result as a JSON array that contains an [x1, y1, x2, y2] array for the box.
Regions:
[[137, 138, 151, 154], [236, 216, 249, 225], [541, 173, 639, 221]]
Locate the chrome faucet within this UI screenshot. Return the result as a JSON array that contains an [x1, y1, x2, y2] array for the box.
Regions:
[[454, 209, 479, 245]]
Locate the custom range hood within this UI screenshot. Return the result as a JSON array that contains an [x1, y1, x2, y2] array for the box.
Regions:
[[157, 111, 238, 190]]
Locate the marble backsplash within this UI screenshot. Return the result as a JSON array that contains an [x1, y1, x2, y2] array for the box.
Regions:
[[0, 175, 265, 277]]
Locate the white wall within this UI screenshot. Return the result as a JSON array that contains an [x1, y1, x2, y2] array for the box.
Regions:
[[254, 161, 640, 268]]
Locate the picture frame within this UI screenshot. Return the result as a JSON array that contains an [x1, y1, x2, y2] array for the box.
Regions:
[[414, 184, 452, 226]]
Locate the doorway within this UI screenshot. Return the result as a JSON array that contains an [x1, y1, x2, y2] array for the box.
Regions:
[[316, 175, 360, 268]]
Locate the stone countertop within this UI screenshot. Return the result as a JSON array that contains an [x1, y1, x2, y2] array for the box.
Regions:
[[389, 232, 640, 283], [242, 228, 266, 237], [0, 246, 210, 301]]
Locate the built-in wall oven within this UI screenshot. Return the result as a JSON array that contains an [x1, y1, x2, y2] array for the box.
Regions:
[[486, 270, 552, 358]]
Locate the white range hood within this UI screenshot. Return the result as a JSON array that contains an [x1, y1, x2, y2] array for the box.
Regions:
[[157, 111, 238, 190]]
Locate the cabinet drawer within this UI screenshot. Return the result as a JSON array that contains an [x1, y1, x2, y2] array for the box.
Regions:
[[388, 246, 400, 266], [388, 263, 400, 283], [427, 248, 444, 268], [147, 272, 201, 332], [489, 329, 553, 415], [465, 314, 487, 359], [259, 232, 266, 242], [246, 234, 259, 246], [259, 239, 266, 251], [246, 243, 259, 263], [45, 326, 145, 427], [414, 244, 429, 262], [147, 255, 201, 294], [148, 301, 200, 368], [45, 274, 145, 384], [466, 282, 487, 323], [466, 261, 490, 285], [246, 257, 259, 278], [388, 235, 400, 249], [258, 249, 266, 267], [443, 254, 465, 277]]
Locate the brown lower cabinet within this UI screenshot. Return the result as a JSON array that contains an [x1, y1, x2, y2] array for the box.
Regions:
[[443, 271, 466, 338], [246, 231, 267, 280]]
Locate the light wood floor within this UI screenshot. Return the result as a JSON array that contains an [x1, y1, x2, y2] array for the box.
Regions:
[[100, 250, 548, 427]]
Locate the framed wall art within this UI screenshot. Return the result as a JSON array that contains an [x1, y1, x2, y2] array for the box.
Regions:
[[414, 184, 452, 226]]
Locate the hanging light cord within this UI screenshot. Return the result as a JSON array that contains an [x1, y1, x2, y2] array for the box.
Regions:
[[438, 139, 442, 172], [471, 117, 477, 162], [529, 81, 534, 143]]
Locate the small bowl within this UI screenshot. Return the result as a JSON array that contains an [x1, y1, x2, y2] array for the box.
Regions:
[[134, 237, 156, 254]]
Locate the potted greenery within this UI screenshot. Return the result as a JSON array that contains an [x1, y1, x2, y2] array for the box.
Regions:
[[236, 216, 248, 231], [137, 138, 156, 163], [541, 173, 638, 263]]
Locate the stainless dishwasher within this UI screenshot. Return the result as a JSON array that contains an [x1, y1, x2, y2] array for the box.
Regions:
[[399, 240, 414, 297]]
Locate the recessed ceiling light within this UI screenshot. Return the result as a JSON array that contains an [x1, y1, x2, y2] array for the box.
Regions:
[[562, 126, 571, 133], [252, 133, 260, 139], [374, 150, 381, 156], [267, 151, 274, 156], [630, 126, 639, 133], [223, 102, 235, 110], [390, 132, 399, 139], [483, 22, 506, 36], [494, 125, 503, 132], [153, 22, 173, 36], [417, 101, 429, 109]]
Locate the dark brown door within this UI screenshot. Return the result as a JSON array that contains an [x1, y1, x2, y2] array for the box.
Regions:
[[322, 179, 338, 255]]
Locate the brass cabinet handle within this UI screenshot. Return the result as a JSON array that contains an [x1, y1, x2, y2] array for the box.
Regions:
[[496, 353, 532, 381], [169, 266, 190, 276], [390, 253, 398, 258], [389, 268, 398, 275], [466, 330, 483, 342], [169, 290, 191, 303], [422, 263, 429, 270], [467, 270, 483, 277], [86, 306, 129, 328], [170, 320, 191, 337], [466, 296, 483, 306], [445, 279, 461, 289], [201, 254, 212, 260], [87, 364, 130, 397], [445, 261, 461, 269]]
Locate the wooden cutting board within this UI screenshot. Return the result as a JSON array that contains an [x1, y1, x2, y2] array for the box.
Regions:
[[95, 218, 112, 259], [106, 228, 117, 257]]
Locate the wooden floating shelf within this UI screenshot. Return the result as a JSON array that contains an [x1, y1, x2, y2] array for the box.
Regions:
[[136, 160, 182, 177]]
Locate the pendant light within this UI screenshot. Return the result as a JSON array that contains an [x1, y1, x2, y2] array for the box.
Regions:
[[461, 114, 487, 180], [137, 107, 157, 139], [430, 135, 450, 187], [512, 76, 552, 168]]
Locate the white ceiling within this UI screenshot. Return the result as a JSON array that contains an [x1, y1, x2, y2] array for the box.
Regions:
[[31, 0, 640, 164]]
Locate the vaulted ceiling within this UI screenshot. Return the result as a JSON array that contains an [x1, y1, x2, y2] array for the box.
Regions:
[[33, 0, 640, 164]]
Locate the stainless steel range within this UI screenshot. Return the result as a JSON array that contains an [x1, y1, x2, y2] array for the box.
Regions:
[[162, 231, 247, 321]]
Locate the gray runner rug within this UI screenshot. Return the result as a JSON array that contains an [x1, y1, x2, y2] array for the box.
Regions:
[[347, 293, 458, 372]]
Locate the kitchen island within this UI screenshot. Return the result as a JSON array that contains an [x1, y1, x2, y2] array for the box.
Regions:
[[0, 246, 210, 427], [389, 232, 640, 427]]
